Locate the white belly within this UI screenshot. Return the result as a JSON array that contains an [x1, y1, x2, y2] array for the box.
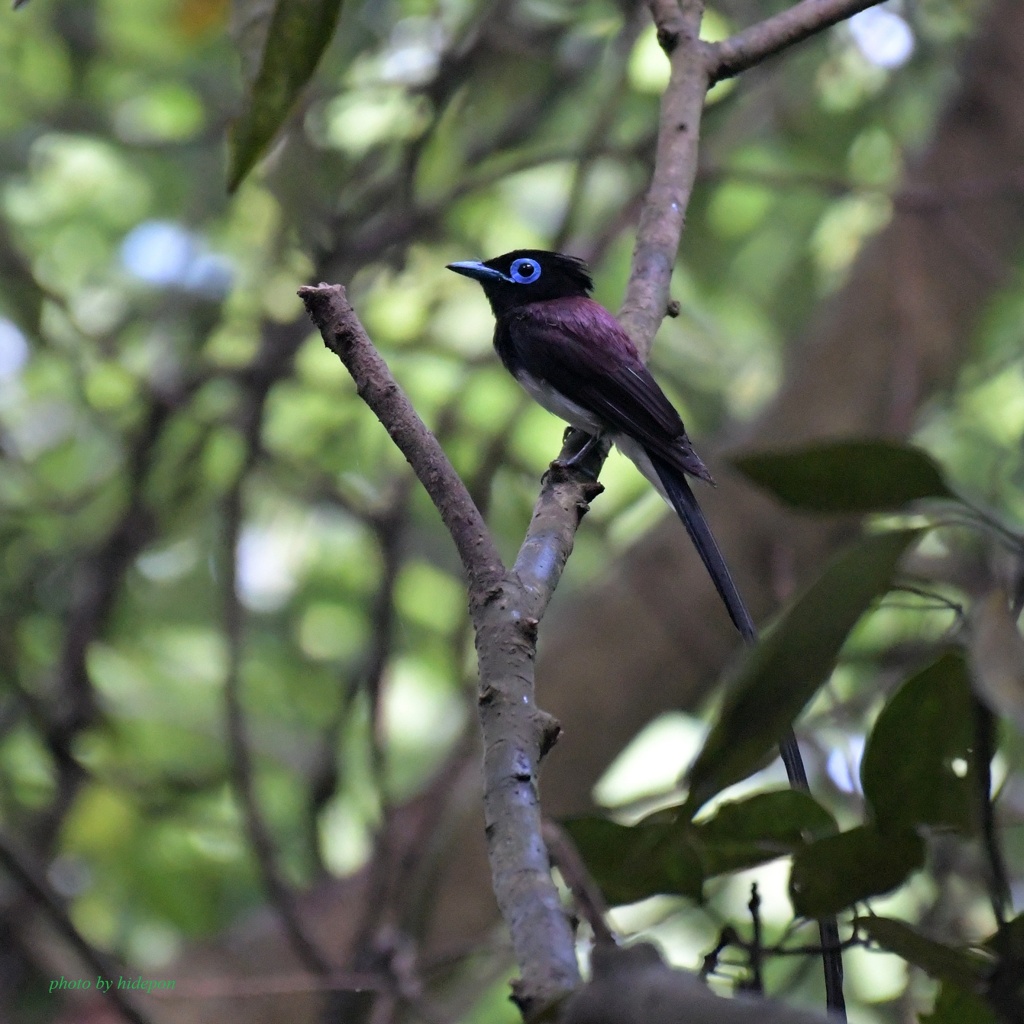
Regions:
[[515, 371, 669, 501], [517, 371, 605, 435]]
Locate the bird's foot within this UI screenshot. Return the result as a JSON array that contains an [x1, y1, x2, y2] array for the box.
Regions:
[[552, 431, 602, 473]]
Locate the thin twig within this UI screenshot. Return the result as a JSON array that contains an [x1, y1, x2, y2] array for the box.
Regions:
[[705, 0, 883, 85], [216, 318, 335, 976], [701, 926, 739, 979], [543, 820, 616, 945], [221, 478, 333, 976], [304, 479, 409, 881], [0, 829, 153, 1024], [973, 696, 1010, 928], [746, 884, 764, 994], [766, 934, 863, 957]]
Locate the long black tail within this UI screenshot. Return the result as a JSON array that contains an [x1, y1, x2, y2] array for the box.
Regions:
[[649, 452, 846, 1017], [650, 451, 808, 782], [650, 454, 757, 644]]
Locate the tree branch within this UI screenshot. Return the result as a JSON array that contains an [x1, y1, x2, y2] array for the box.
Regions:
[[298, 284, 505, 599], [705, 0, 882, 85], [618, 0, 709, 355], [298, 285, 583, 1012]]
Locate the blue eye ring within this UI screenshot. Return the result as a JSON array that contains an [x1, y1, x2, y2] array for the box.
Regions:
[[509, 257, 541, 284]]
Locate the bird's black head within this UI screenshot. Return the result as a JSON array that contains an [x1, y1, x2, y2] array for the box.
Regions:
[[447, 249, 593, 318]]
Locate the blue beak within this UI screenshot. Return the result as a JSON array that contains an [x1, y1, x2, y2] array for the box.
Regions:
[[446, 260, 508, 283]]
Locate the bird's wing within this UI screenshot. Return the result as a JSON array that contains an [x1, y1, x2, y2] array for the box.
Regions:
[[503, 298, 713, 483]]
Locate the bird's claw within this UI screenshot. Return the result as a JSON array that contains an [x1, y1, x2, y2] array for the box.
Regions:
[[557, 431, 602, 469]]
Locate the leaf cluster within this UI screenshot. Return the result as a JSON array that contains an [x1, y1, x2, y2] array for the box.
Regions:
[[568, 440, 1024, 1023]]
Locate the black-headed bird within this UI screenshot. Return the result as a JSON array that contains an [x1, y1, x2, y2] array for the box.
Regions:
[[448, 250, 847, 1014], [447, 248, 755, 643]]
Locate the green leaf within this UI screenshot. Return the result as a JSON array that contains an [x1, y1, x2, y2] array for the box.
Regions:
[[695, 789, 837, 876], [228, 0, 345, 191], [920, 982, 999, 1024], [563, 817, 703, 905], [566, 792, 837, 906], [732, 439, 954, 513], [861, 651, 979, 834], [856, 916, 991, 989], [684, 529, 919, 813], [789, 825, 924, 916]]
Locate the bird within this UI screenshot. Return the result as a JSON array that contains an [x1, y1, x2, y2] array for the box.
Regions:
[[446, 248, 756, 644], [448, 249, 842, 1011]]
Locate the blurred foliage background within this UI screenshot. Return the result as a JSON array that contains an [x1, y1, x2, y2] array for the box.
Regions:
[[1, 0, 1023, 1022]]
